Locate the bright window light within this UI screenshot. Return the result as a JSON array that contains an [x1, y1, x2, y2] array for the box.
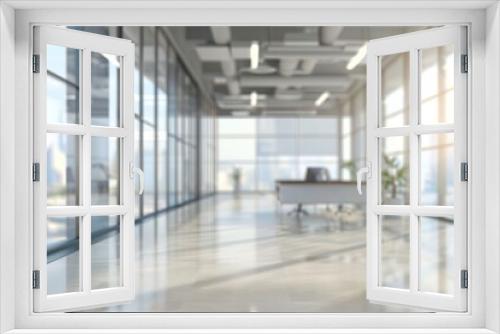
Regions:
[[250, 41, 259, 69], [102, 53, 120, 68], [250, 91, 258, 107], [315, 91, 330, 107], [346, 43, 367, 70]]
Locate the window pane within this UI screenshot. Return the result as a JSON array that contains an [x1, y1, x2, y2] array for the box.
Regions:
[[158, 109, 168, 210], [257, 138, 296, 160], [47, 217, 80, 294], [380, 136, 410, 205], [122, 27, 141, 117], [143, 124, 155, 214], [168, 48, 177, 136], [168, 137, 177, 206], [299, 118, 337, 135], [420, 216, 454, 294], [380, 52, 410, 128], [219, 138, 256, 161], [258, 118, 298, 135], [143, 27, 156, 124], [420, 45, 454, 125], [91, 52, 120, 127], [47, 133, 80, 206], [46, 45, 80, 124], [257, 163, 299, 191], [91, 216, 121, 289], [157, 33, 168, 210], [218, 118, 256, 136], [420, 133, 454, 206], [91, 137, 120, 205], [300, 138, 338, 157], [135, 118, 141, 218], [177, 141, 183, 203], [380, 215, 410, 289]]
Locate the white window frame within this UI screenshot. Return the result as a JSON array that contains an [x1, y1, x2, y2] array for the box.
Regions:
[[365, 26, 468, 312], [32, 25, 136, 312], [0, 1, 498, 333]]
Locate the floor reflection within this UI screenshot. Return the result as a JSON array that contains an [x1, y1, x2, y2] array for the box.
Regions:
[[70, 193, 432, 312]]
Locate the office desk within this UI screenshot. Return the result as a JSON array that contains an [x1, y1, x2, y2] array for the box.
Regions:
[[275, 180, 365, 206]]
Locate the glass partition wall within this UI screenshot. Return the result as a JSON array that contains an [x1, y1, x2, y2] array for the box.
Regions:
[[46, 26, 217, 262]]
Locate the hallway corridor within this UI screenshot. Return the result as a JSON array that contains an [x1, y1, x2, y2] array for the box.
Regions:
[[73, 194, 423, 312]]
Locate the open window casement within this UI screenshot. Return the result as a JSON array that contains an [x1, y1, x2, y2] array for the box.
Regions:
[[363, 26, 468, 312], [33, 26, 140, 312]]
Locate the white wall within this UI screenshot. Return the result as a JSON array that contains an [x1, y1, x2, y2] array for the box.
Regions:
[[485, 2, 500, 332], [0, 2, 16, 333]]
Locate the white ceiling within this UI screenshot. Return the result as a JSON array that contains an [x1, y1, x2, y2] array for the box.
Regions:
[[185, 26, 427, 117]]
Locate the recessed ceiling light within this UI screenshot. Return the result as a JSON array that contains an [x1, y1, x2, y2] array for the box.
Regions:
[[314, 91, 330, 107], [250, 91, 258, 107], [346, 43, 367, 70], [250, 41, 260, 69]]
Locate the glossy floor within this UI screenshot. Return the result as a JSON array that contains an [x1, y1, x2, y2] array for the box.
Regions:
[[53, 193, 447, 312]]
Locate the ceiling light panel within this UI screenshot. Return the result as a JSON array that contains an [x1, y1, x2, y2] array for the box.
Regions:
[[250, 41, 260, 69]]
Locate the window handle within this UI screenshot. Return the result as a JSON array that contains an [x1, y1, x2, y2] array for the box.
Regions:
[[130, 162, 144, 195], [356, 162, 371, 195]]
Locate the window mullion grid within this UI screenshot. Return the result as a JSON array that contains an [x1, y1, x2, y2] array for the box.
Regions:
[[409, 47, 420, 295], [81, 47, 92, 294]]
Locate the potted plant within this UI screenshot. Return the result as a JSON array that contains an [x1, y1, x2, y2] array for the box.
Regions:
[[381, 154, 408, 204]]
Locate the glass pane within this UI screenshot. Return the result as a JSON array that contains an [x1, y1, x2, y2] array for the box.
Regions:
[[380, 215, 410, 289], [218, 118, 256, 136], [258, 138, 297, 160], [91, 216, 121, 289], [380, 136, 410, 205], [157, 33, 168, 210], [91, 52, 120, 127], [167, 47, 177, 136], [135, 118, 142, 218], [47, 217, 80, 294], [420, 133, 454, 206], [177, 141, 183, 203], [47, 133, 80, 206], [143, 124, 155, 214], [122, 27, 141, 117], [420, 216, 454, 294], [46, 45, 80, 124], [299, 138, 338, 157], [218, 138, 256, 161], [420, 45, 454, 125], [91, 137, 120, 205], [299, 118, 337, 135], [168, 137, 177, 207], [143, 27, 156, 124], [380, 52, 410, 128], [258, 118, 298, 135], [257, 163, 299, 191]]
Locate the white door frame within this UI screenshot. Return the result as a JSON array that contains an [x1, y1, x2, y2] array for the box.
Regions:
[[0, 1, 497, 333]]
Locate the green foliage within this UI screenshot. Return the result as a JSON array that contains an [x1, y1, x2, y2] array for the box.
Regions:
[[381, 154, 408, 199], [341, 160, 357, 180]]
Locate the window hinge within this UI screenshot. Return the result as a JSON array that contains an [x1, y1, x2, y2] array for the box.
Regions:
[[32, 54, 40, 73], [32, 163, 40, 182], [461, 269, 468, 289], [461, 162, 468, 182], [32, 270, 40, 289], [461, 54, 468, 73]]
